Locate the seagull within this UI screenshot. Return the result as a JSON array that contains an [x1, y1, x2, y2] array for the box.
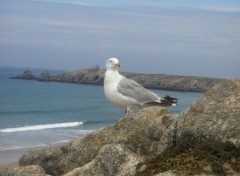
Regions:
[[104, 58, 178, 116]]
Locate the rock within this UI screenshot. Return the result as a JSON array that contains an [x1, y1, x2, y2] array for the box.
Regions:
[[124, 73, 223, 92], [54, 68, 104, 84], [41, 70, 49, 77], [177, 78, 240, 145], [154, 171, 176, 176], [12, 70, 36, 80], [19, 107, 177, 176], [53, 69, 223, 92], [0, 165, 48, 176], [38, 70, 50, 81], [65, 144, 144, 176]]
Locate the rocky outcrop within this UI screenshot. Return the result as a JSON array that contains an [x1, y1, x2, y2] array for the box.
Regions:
[[38, 70, 51, 81], [12, 70, 36, 80], [19, 107, 177, 176], [47, 69, 225, 92], [122, 72, 224, 92], [2, 78, 238, 176], [0, 165, 48, 176], [53, 67, 104, 85], [11, 67, 224, 92], [177, 78, 240, 145]]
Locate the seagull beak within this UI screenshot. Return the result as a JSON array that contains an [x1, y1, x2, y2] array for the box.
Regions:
[[115, 63, 121, 67]]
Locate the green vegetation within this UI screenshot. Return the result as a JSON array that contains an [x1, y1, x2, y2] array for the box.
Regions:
[[137, 133, 240, 176]]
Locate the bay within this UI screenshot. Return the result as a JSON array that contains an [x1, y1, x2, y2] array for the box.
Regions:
[[0, 66, 202, 152]]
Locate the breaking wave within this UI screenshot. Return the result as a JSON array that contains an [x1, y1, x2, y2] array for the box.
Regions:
[[0, 122, 83, 133]]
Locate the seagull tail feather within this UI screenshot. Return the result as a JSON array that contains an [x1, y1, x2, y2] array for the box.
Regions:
[[145, 95, 178, 107]]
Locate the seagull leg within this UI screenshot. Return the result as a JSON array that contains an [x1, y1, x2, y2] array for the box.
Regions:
[[124, 107, 130, 117]]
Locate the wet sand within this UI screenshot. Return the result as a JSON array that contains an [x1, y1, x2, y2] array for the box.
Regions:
[[0, 162, 19, 169], [0, 143, 67, 167], [0, 149, 27, 166]]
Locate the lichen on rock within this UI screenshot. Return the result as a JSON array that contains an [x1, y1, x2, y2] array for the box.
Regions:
[[0, 165, 47, 176], [177, 78, 240, 145]]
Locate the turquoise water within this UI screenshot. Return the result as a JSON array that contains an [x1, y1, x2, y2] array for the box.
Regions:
[[0, 67, 202, 151]]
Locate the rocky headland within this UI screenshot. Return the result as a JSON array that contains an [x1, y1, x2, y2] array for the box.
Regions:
[[1, 78, 239, 176], [12, 67, 224, 92]]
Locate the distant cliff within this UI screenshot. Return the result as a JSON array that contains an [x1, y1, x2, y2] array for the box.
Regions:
[[12, 67, 225, 92]]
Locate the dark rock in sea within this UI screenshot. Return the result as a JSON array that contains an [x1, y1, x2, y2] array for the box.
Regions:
[[11, 70, 36, 80], [0, 165, 48, 176], [38, 70, 50, 81], [17, 78, 240, 176]]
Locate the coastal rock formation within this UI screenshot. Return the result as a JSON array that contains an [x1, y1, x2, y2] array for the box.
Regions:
[[48, 69, 225, 92], [11, 78, 240, 176], [11, 67, 224, 92], [54, 67, 104, 84], [64, 144, 143, 176], [177, 78, 240, 145], [0, 165, 47, 176], [38, 70, 51, 81], [12, 70, 36, 80], [123, 72, 224, 92], [19, 107, 177, 176]]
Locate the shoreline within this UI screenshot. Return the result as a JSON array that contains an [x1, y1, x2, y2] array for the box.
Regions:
[[0, 142, 68, 167], [0, 162, 19, 169], [0, 148, 26, 166]]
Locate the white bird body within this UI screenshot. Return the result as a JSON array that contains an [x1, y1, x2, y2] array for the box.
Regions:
[[104, 58, 177, 115], [104, 68, 141, 110]]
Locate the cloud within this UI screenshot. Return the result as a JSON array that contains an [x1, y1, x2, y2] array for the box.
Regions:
[[0, 0, 240, 78], [198, 5, 240, 13]]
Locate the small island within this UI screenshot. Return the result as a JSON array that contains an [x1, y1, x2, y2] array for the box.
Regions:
[[11, 67, 225, 92]]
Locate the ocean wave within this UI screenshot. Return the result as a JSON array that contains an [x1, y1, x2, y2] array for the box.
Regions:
[[0, 109, 81, 115], [0, 141, 68, 151], [0, 122, 83, 133], [0, 129, 95, 151], [84, 119, 113, 124]]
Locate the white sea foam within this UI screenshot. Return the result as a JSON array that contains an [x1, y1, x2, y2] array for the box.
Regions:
[[0, 122, 83, 133], [0, 130, 95, 151]]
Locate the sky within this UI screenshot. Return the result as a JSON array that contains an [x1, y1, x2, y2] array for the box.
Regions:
[[0, 0, 240, 78]]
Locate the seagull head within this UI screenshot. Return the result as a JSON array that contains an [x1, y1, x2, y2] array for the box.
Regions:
[[106, 58, 121, 70]]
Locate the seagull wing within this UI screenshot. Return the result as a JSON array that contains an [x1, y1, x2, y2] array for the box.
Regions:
[[117, 77, 159, 104]]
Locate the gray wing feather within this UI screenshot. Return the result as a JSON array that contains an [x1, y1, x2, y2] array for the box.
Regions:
[[117, 77, 159, 103]]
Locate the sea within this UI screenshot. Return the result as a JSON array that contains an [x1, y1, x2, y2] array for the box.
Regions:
[[0, 67, 202, 156]]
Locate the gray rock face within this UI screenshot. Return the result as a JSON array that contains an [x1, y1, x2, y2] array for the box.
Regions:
[[177, 78, 240, 145], [0, 165, 47, 176], [19, 107, 177, 176], [65, 144, 143, 176]]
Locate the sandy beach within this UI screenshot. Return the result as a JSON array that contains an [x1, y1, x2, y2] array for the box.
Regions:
[[0, 142, 68, 169], [0, 145, 49, 167], [0, 161, 19, 169], [0, 149, 27, 166]]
